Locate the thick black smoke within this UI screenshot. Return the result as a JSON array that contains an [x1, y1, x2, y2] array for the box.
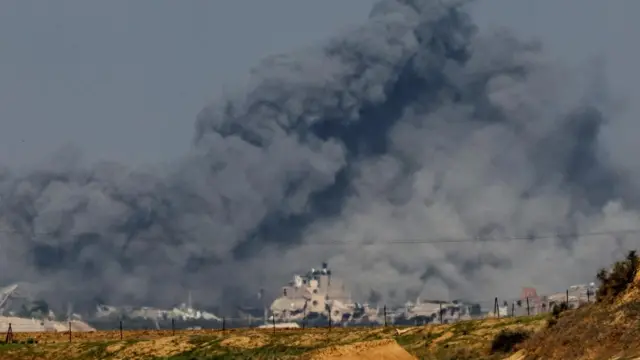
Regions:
[[1, 0, 638, 312]]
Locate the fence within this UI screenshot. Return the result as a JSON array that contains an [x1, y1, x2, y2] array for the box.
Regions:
[[0, 286, 597, 343]]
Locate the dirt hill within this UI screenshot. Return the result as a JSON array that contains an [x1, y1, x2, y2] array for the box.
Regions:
[[517, 252, 640, 360]]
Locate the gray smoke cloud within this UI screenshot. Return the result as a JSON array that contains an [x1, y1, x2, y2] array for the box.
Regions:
[[1, 0, 639, 312]]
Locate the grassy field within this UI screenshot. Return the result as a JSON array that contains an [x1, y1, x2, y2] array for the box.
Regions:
[[0, 315, 549, 360]]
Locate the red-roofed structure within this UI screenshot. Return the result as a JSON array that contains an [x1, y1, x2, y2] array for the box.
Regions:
[[521, 287, 538, 299]]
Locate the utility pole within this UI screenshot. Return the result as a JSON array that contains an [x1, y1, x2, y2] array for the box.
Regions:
[[5, 323, 13, 344], [302, 300, 307, 330], [383, 305, 387, 327], [526, 297, 530, 316]]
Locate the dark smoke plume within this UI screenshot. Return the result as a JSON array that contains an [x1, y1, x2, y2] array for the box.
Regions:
[[1, 0, 638, 312]]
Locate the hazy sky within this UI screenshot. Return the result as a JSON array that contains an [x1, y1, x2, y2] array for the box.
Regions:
[[0, 0, 638, 168]]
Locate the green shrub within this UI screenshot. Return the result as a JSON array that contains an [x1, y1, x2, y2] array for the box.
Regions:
[[596, 250, 639, 302], [490, 329, 530, 353], [551, 302, 568, 318]]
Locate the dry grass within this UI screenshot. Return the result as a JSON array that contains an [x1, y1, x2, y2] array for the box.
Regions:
[[392, 315, 546, 360], [0, 316, 548, 360], [518, 253, 640, 360]]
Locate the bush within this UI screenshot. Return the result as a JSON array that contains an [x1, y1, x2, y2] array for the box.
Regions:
[[596, 250, 639, 302], [490, 329, 530, 353], [551, 302, 568, 318]]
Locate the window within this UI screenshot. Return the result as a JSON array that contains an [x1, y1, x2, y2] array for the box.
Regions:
[[313, 289, 318, 294], [312, 300, 318, 306], [283, 289, 287, 296]]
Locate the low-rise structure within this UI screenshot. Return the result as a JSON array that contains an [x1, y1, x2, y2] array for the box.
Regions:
[[270, 262, 378, 324]]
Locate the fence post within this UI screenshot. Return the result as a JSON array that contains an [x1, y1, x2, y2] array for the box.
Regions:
[[272, 314, 276, 334], [303, 307, 306, 330], [5, 323, 13, 344], [119, 320, 123, 340], [383, 305, 387, 327], [566, 289, 569, 307], [526, 297, 530, 316], [587, 289, 591, 303], [222, 317, 226, 333], [511, 302, 515, 317], [171, 318, 175, 336], [494, 297, 499, 318], [439, 303, 443, 323], [69, 321, 72, 343]]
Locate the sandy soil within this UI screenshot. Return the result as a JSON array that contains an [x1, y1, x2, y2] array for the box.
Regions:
[[220, 334, 268, 348], [109, 336, 194, 359], [307, 339, 416, 360]]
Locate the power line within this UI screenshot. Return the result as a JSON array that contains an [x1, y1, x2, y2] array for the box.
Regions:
[[0, 227, 638, 245], [304, 228, 640, 245]]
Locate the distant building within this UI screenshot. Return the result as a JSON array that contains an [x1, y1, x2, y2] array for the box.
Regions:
[[270, 262, 378, 324], [511, 283, 596, 317], [513, 287, 545, 316], [392, 298, 480, 325]]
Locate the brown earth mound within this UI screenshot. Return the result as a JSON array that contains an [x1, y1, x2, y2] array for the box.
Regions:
[[307, 339, 416, 360], [518, 253, 640, 360]]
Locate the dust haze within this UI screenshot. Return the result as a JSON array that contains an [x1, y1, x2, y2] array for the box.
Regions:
[[1, 0, 638, 312]]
